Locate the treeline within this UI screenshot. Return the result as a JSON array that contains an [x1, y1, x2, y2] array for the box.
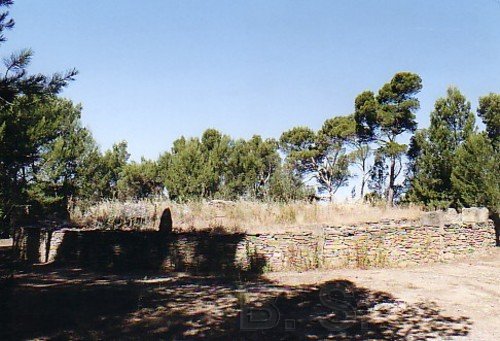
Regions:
[[0, 1, 499, 231]]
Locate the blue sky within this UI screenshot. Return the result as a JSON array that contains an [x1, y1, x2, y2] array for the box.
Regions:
[[6, 0, 500, 162]]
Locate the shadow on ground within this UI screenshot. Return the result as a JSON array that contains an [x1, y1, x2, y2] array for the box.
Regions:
[[0, 244, 471, 340], [2, 218, 475, 340]]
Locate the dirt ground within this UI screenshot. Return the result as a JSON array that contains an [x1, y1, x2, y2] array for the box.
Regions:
[[266, 248, 500, 340], [1, 244, 499, 340]]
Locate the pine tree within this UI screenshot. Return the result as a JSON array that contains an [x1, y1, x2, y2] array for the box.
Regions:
[[0, 1, 77, 230], [477, 93, 500, 148], [407, 87, 475, 208], [451, 133, 499, 211], [321, 115, 371, 199], [117, 159, 163, 200], [224, 135, 280, 199], [280, 125, 351, 202], [27, 98, 97, 216], [354, 72, 422, 205]]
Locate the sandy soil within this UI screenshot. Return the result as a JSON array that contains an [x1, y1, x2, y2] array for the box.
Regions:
[[267, 248, 500, 340]]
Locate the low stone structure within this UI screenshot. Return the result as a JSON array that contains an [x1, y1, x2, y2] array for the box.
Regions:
[[13, 208, 496, 272], [420, 207, 490, 226]]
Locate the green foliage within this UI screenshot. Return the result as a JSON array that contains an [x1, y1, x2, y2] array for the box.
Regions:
[[376, 72, 422, 135], [0, 96, 95, 221], [354, 91, 379, 142], [322, 114, 372, 198], [158, 130, 280, 201], [320, 115, 356, 141], [0, 6, 496, 234], [267, 165, 313, 202], [26, 98, 98, 214], [280, 123, 351, 201], [0, 93, 134, 224], [0, 1, 77, 229], [407, 87, 475, 208], [429, 87, 476, 148], [97, 141, 130, 198], [477, 93, 500, 147], [117, 159, 163, 200], [279, 126, 317, 157], [159, 136, 205, 201], [75, 141, 132, 203], [0, 2, 77, 106], [354, 72, 422, 205], [368, 153, 388, 198], [451, 133, 499, 211], [224, 135, 280, 199], [200, 129, 231, 197]]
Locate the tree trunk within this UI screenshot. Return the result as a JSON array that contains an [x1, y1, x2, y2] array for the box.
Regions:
[[328, 186, 334, 202], [490, 211, 500, 247], [360, 178, 366, 200], [387, 157, 396, 206]]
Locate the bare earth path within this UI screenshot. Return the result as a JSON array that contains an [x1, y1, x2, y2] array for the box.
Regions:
[[1, 244, 499, 339], [267, 248, 500, 340]]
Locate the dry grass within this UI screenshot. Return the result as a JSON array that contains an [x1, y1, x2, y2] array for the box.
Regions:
[[70, 199, 423, 234]]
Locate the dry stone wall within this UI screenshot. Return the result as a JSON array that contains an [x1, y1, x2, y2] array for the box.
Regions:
[[237, 220, 494, 271], [13, 208, 496, 272]]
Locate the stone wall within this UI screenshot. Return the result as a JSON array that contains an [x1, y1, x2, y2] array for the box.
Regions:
[[13, 208, 496, 272], [238, 220, 494, 270]]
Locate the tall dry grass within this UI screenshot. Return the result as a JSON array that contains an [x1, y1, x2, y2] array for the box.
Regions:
[[70, 199, 423, 234]]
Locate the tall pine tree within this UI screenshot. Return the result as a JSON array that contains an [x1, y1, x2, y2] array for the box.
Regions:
[[407, 87, 475, 208], [354, 72, 422, 205]]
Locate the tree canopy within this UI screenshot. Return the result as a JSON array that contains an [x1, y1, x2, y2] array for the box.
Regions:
[[280, 121, 351, 202], [406, 87, 476, 208], [0, 1, 498, 233], [354, 72, 422, 205]]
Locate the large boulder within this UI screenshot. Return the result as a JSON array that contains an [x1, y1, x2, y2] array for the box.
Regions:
[[443, 208, 461, 224], [462, 207, 489, 223], [421, 211, 444, 226]]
